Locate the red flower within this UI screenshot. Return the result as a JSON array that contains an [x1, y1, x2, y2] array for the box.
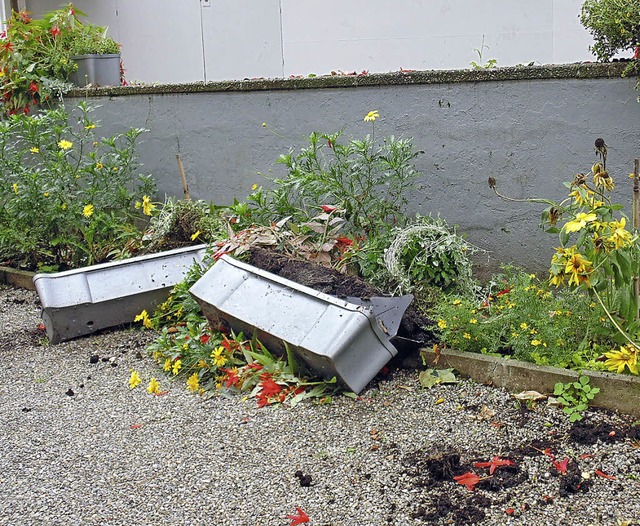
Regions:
[[327, 139, 333, 149], [287, 507, 310, 526], [221, 368, 239, 388], [453, 472, 482, 491], [28, 81, 38, 93], [199, 334, 211, 344], [320, 205, 337, 213], [259, 374, 282, 397], [1, 40, 14, 52], [551, 458, 569, 475], [19, 11, 31, 23], [473, 456, 515, 475], [635, 46, 640, 60], [49, 25, 60, 37], [23, 104, 29, 114]]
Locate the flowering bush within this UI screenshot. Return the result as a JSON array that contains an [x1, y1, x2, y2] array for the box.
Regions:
[[0, 102, 155, 270], [432, 268, 613, 369], [0, 4, 120, 115]]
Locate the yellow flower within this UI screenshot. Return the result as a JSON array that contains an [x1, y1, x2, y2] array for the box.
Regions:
[[564, 212, 597, 233], [172, 359, 182, 375], [190, 230, 201, 241], [437, 319, 447, 329], [452, 299, 462, 306], [531, 339, 542, 347], [61, 203, 67, 210], [84, 124, 96, 130], [57, 139, 73, 150], [463, 333, 471, 339], [82, 204, 94, 217], [186, 372, 200, 391], [211, 346, 227, 367], [607, 217, 632, 249], [252, 183, 258, 190], [147, 377, 161, 394], [469, 318, 478, 324], [96, 162, 103, 170], [29, 147, 39, 154], [364, 110, 380, 122], [12, 183, 18, 194], [529, 328, 538, 335], [520, 323, 528, 330], [93, 141, 98, 147], [134, 309, 153, 329], [262, 122, 267, 127], [43, 192, 50, 197], [512, 332, 519, 338], [564, 251, 593, 287], [594, 170, 614, 191], [197, 359, 208, 368], [141, 195, 155, 216], [604, 345, 638, 375], [129, 371, 142, 389]]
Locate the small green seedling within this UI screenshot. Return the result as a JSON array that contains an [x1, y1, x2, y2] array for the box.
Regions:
[[553, 375, 600, 422]]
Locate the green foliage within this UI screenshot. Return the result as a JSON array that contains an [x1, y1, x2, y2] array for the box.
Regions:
[[580, 0, 640, 62], [0, 4, 120, 115], [235, 126, 423, 238], [470, 36, 498, 69], [432, 268, 615, 370], [0, 102, 155, 270], [553, 375, 601, 422]]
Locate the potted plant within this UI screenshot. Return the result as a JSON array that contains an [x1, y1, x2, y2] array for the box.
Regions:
[[68, 24, 121, 87]]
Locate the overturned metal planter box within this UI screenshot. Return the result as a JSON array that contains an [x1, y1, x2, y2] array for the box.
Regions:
[[34, 245, 208, 343], [190, 255, 398, 394]]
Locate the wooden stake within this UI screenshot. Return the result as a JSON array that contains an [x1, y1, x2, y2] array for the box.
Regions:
[[176, 154, 191, 200], [634, 159, 639, 320]]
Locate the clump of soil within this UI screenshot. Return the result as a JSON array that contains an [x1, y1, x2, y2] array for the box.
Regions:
[[569, 420, 627, 445], [247, 247, 434, 346]]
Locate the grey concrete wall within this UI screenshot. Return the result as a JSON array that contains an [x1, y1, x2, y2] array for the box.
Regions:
[[67, 64, 640, 274]]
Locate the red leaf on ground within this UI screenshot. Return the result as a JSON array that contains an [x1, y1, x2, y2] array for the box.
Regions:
[[594, 469, 616, 480], [505, 508, 515, 515], [578, 454, 593, 460], [320, 205, 337, 213], [287, 507, 310, 525], [453, 472, 482, 491], [129, 423, 143, 430], [473, 456, 515, 475], [552, 458, 569, 474], [153, 390, 170, 397]]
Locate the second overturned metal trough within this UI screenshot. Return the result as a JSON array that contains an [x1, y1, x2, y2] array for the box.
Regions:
[[190, 255, 410, 393]]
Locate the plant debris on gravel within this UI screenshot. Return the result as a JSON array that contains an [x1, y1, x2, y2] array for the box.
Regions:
[[1, 284, 640, 526]]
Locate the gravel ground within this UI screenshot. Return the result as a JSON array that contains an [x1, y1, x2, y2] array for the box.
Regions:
[[1, 284, 640, 526]]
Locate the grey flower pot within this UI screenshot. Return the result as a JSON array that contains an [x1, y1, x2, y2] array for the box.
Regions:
[[70, 53, 121, 87]]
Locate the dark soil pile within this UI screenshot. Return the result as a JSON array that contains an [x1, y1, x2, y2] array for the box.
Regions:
[[247, 247, 435, 348]]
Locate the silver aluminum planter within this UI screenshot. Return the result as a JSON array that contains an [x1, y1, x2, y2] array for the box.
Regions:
[[189, 255, 398, 394], [70, 53, 121, 87], [33, 245, 208, 343]]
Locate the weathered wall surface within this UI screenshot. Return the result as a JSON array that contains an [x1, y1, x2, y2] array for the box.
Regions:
[[67, 64, 640, 273]]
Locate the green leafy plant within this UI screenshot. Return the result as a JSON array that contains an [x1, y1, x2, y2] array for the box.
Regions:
[[234, 110, 423, 239], [580, 0, 640, 63], [553, 375, 600, 422], [470, 35, 498, 69], [0, 4, 121, 115], [0, 102, 155, 270], [432, 268, 615, 370]]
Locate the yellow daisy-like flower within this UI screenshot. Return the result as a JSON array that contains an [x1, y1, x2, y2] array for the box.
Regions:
[[30, 147, 39, 154], [186, 372, 200, 391], [82, 203, 94, 217], [211, 346, 227, 367], [58, 139, 73, 150], [520, 322, 528, 330], [141, 195, 155, 216], [190, 230, 201, 241], [61, 203, 67, 210], [463, 333, 471, 339], [607, 217, 632, 250], [437, 319, 447, 329], [147, 377, 161, 394], [469, 318, 478, 324], [594, 170, 614, 191], [364, 110, 380, 122], [197, 359, 208, 369], [96, 162, 103, 170], [84, 124, 96, 130], [452, 299, 462, 306], [134, 309, 153, 329], [12, 183, 18, 194], [43, 192, 50, 197], [163, 358, 172, 372], [172, 359, 182, 376], [604, 345, 638, 375], [252, 183, 258, 190], [129, 371, 142, 389], [564, 250, 593, 287], [531, 339, 542, 347], [564, 212, 597, 233]]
